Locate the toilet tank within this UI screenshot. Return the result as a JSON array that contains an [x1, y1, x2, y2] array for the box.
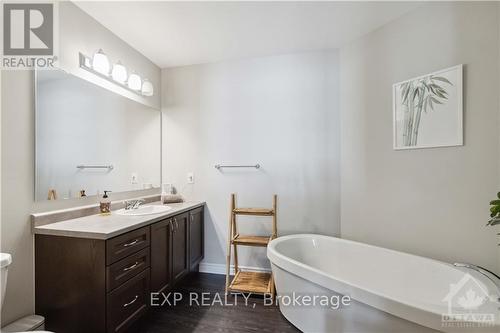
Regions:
[[1, 253, 12, 307]]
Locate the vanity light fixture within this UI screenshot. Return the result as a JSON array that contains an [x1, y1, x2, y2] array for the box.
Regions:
[[127, 72, 142, 91], [79, 51, 154, 97], [141, 79, 154, 97], [111, 61, 127, 84], [92, 49, 110, 75]]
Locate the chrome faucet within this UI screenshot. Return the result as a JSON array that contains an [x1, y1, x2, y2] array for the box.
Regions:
[[453, 262, 500, 302], [124, 199, 145, 210]]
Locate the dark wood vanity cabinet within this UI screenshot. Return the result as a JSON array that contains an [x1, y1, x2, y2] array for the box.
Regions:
[[35, 206, 204, 333], [150, 218, 173, 293], [189, 207, 204, 270], [35, 236, 107, 333], [150, 209, 204, 293], [172, 212, 189, 283]]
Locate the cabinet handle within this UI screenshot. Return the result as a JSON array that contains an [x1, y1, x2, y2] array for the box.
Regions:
[[123, 261, 139, 272], [190, 215, 194, 222], [169, 220, 175, 233], [123, 239, 139, 247], [174, 218, 179, 230], [123, 295, 139, 308]]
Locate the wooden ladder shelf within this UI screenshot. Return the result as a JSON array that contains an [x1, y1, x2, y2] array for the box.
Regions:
[[225, 194, 277, 297]]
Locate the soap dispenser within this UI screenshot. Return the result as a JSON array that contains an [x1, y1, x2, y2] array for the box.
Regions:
[[100, 190, 112, 215]]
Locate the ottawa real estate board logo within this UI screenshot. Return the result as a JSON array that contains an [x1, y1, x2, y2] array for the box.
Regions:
[[441, 273, 498, 329], [2, 2, 57, 69]]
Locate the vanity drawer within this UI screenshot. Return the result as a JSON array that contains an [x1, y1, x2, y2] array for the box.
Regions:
[[106, 247, 150, 291], [107, 268, 150, 333], [107, 227, 150, 264]]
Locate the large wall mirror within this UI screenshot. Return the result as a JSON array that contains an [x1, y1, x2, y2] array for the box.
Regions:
[[35, 69, 161, 201]]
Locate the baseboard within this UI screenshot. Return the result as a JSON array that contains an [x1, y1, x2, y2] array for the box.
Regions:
[[199, 262, 271, 275]]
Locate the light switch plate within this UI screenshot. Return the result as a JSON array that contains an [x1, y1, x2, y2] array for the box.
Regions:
[[131, 173, 138, 184], [187, 172, 194, 184]]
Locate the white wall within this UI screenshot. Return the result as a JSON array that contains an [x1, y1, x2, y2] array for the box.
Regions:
[[162, 51, 340, 268], [0, 4, 161, 326], [340, 2, 500, 273], [2, 71, 37, 326]]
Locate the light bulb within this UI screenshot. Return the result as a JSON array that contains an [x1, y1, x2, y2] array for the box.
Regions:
[[127, 73, 142, 91], [92, 49, 110, 75], [141, 79, 154, 96], [111, 61, 127, 84]]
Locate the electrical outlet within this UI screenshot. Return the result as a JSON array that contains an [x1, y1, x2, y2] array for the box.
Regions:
[[187, 172, 194, 184], [131, 173, 138, 184]]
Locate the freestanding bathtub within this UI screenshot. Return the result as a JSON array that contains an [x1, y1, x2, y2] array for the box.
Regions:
[[267, 234, 500, 333]]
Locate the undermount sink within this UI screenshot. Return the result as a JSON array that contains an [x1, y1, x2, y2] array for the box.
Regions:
[[115, 205, 172, 216]]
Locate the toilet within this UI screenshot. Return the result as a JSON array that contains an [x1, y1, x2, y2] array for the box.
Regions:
[[1, 253, 53, 333]]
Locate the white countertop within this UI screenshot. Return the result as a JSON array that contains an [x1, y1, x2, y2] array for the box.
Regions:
[[33, 201, 205, 240]]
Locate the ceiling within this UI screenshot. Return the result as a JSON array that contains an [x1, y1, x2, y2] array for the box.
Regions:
[[74, 1, 422, 69]]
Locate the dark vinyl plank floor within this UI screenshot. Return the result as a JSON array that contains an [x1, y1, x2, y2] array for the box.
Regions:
[[130, 272, 299, 333]]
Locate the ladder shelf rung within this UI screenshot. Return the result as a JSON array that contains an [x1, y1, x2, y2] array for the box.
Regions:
[[232, 235, 271, 247], [233, 208, 274, 216], [228, 271, 272, 294]]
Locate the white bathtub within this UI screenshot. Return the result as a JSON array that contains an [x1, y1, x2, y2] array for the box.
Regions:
[[267, 234, 500, 333]]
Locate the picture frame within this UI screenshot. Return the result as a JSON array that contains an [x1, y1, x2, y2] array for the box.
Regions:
[[393, 64, 463, 150]]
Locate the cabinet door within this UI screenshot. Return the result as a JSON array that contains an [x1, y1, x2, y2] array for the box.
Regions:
[[172, 213, 189, 284], [189, 207, 204, 271], [150, 219, 172, 293]]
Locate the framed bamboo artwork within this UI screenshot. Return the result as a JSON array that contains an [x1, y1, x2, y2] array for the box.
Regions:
[[393, 64, 463, 150]]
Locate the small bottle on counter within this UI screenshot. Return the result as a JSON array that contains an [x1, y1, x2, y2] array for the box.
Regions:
[[99, 190, 112, 215], [161, 183, 172, 204]]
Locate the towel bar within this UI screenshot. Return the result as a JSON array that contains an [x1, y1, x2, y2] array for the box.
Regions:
[[215, 164, 260, 170], [76, 165, 114, 170]]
